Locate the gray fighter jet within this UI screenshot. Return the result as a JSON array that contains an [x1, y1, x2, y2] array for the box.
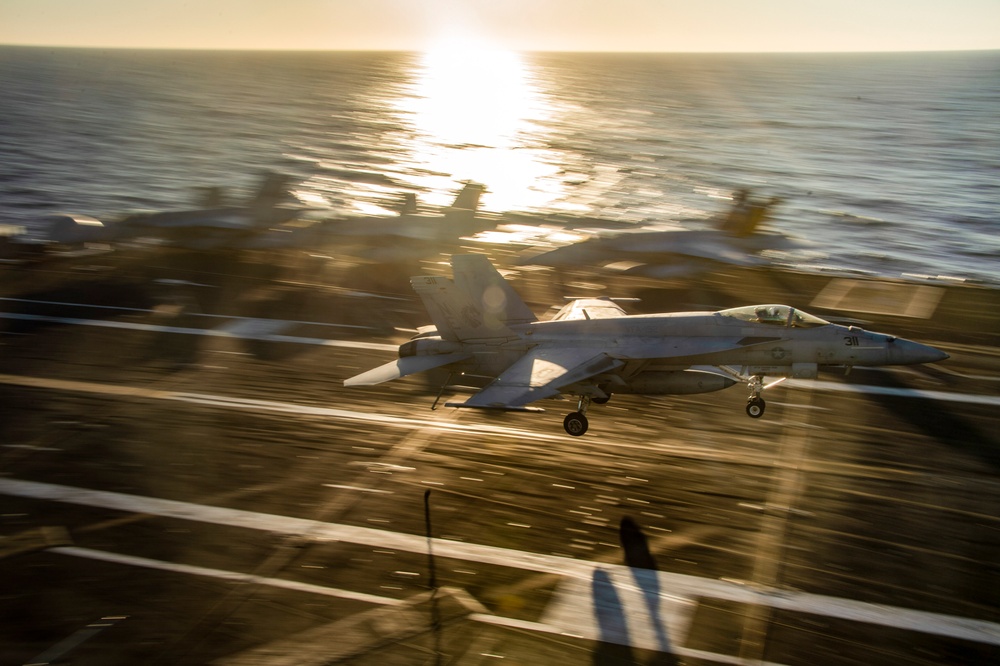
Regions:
[[118, 172, 307, 249], [520, 189, 802, 279], [346, 254, 948, 436], [333, 182, 484, 236]]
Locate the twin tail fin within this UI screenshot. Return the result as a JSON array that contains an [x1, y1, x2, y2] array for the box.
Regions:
[[410, 254, 536, 342]]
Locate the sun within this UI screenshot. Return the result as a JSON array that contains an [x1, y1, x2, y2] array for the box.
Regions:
[[408, 47, 537, 147], [389, 43, 569, 212]]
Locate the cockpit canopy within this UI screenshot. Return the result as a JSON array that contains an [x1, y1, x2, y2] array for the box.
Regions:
[[718, 304, 830, 328]]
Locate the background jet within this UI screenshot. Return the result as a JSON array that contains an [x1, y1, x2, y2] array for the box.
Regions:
[[117, 171, 307, 249], [323, 181, 487, 261], [519, 189, 805, 279], [346, 254, 947, 436]]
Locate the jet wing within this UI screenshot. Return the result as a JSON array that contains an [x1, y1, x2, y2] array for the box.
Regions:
[[344, 352, 470, 387], [447, 347, 624, 411]]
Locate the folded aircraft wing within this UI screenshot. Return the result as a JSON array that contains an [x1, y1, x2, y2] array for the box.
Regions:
[[447, 347, 624, 411], [344, 353, 470, 387]]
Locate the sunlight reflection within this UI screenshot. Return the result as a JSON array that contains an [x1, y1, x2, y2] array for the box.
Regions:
[[408, 49, 533, 146], [394, 49, 567, 212]]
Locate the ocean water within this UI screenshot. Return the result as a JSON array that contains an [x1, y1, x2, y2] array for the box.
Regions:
[[1, 47, 998, 283]]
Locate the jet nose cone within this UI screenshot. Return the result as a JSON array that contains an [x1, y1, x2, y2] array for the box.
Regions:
[[888, 338, 949, 365]]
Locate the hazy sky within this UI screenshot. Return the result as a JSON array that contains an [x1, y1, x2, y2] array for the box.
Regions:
[[2, 0, 999, 53]]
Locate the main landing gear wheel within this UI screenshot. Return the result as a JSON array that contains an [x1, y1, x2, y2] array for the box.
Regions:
[[746, 397, 766, 418], [564, 411, 589, 436]]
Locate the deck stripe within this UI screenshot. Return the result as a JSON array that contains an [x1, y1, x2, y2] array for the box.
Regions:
[[2, 477, 998, 647]]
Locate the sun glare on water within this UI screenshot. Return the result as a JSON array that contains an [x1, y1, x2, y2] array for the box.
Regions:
[[393, 46, 566, 211], [410, 48, 531, 146]]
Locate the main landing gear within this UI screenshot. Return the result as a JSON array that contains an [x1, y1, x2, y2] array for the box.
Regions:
[[564, 395, 593, 436], [745, 375, 766, 418]]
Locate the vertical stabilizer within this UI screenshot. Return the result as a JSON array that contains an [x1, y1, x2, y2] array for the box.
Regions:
[[438, 183, 486, 240], [249, 172, 292, 209], [410, 254, 536, 342], [451, 254, 536, 326], [449, 182, 485, 212], [396, 192, 419, 216]]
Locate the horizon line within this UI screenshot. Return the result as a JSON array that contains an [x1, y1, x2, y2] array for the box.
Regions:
[[2, 43, 998, 56]]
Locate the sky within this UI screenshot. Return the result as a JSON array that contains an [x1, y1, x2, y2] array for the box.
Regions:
[[1, 0, 999, 53]]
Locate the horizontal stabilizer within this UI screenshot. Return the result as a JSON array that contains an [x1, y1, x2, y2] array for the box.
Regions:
[[344, 353, 470, 387]]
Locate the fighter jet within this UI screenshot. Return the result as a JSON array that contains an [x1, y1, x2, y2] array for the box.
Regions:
[[345, 254, 948, 436], [118, 172, 306, 249], [520, 189, 803, 279], [324, 181, 487, 261]]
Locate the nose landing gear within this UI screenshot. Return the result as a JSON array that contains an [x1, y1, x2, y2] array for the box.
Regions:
[[746, 375, 766, 418], [746, 397, 766, 418]]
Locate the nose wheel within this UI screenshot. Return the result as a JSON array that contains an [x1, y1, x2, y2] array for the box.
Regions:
[[746, 375, 766, 418], [746, 397, 766, 418]]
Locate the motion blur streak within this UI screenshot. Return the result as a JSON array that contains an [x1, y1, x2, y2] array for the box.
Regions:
[[0, 374, 570, 442], [3, 478, 999, 647]]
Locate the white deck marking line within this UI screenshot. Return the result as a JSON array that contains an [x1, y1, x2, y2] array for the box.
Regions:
[[322, 484, 394, 494], [0, 374, 567, 443], [3, 478, 999, 647], [54, 547, 785, 666], [0, 313, 396, 352], [0, 297, 379, 330], [785, 378, 1000, 406], [53, 546, 786, 666], [52, 546, 402, 607]]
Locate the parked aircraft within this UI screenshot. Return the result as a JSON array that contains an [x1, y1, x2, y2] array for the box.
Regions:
[[520, 189, 803, 278], [324, 182, 486, 244], [345, 254, 948, 436], [119, 172, 307, 249]]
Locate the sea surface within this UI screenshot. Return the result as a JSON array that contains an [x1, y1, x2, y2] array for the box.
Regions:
[[1, 46, 998, 283]]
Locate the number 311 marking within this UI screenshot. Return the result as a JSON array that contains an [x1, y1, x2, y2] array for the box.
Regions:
[[844, 336, 861, 346]]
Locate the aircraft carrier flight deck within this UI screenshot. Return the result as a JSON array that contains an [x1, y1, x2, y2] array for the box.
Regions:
[[1, 247, 998, 665]]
